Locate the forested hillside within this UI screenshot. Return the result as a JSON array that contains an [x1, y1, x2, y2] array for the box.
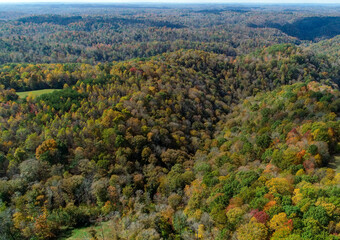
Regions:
[[0, 4, 335, 64], [309, 35, 340, 66], [0, 3, 339, 240], [249, 17, 340, 41]]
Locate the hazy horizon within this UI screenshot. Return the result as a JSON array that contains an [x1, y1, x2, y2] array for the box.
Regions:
[[0, 0, 340, 4]]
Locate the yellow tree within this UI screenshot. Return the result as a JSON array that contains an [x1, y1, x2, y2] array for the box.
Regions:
[[236, 220, 268, 240]]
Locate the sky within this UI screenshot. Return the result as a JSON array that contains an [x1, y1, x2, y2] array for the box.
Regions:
[[0, 0, 339, 3]]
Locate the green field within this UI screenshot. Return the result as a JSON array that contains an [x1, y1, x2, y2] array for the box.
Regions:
[[16, 89, 60, 99], [333, 155, 340, 173], [328, 155, 340, 173], [60, 221, 117, 240]]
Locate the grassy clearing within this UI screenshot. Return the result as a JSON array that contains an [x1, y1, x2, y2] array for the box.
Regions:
[[328, 155, 340, 173], [333, 155, 340, 173], [60, 221, 117, 240], [16, 89, 60, 99]]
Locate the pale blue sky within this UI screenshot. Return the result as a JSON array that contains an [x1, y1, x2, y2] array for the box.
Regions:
[[0, 0, 339, 3]]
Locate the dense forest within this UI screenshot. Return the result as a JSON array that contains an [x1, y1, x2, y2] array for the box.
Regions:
[[249, 17, 340, 41], [0, 3, 339, 240]]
